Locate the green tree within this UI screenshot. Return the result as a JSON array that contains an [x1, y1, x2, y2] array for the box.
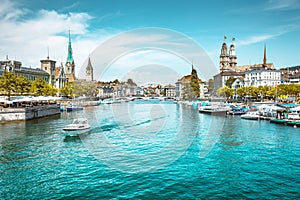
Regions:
[[225, 77, 236, 87], [217, 86, 234, 99], [0, 71, 17, 100], [208, 79, 214, 93], [73, 83, 85, 97], [236, 87, 247, 99], [190, 68, 200, 99], [257, 86, 269, 101], [60, 82, 74, 98], [127, 78, 137, 86], [182, 83, 194, 101], [248, 86, 259, 99], [15, 76, 31, 95], [84, 82, 98, 97], [31, 78, 53, 96]]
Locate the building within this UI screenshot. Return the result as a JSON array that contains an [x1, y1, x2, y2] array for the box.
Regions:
[[231, 77, 244, 99], [0, 56, 49, 82], [244, 69, 281, 87], [40, 56, 56, 86], [86, 57, 93, 82], [244, 45, 281, 87], [55, 63, 67, 89], [214, 41, 277, 92], [164, 84, 176, 97], [65, 30, 76, 82], [175, 66, 204, 99], [219, 38, 237, 73], [280, 65, 300, 84]]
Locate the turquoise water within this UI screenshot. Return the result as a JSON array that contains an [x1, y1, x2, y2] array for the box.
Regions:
[[1, 102, 299, 199]]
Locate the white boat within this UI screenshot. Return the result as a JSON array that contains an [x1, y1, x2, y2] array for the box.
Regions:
[[241, 112, 261, 120], [199, 106, 228, 115], [63, 118, 91, 134]]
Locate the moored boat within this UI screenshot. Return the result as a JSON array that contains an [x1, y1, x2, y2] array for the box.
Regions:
[[199, 106, 228, 115], [286, 121, 300, 127], [270, 118, 287, 124], [241, 112, 260, 120], [66, 104, 83, 112]]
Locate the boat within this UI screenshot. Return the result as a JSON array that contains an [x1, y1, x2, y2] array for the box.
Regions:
[[199, 106, 228, 115], [241, 112, 261, 120], [288, 113, 300, 120], [286, 121, 300, 128], [270, 118, 287, 125], [66, 104, 83, 112], [63, 118, 91, 135]]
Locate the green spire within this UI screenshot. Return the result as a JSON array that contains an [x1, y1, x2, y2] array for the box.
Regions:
[[66, 29, 74, 63]]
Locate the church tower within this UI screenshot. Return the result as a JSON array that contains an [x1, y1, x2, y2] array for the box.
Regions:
[[229, 38, 237, 68], [219, 40, 230, 72], [65, 30, 76, 82], [40, 50, 56, 86], [263, 44, 267, 68], [86, 57, 93, 82]]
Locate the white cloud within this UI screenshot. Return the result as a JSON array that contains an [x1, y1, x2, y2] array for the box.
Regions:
[[265, 0, 300, 11], [0, 0, 99, 70], [0, 2, 216, 83], [78, 28, 217, 82], [238, 34, 276, 46]]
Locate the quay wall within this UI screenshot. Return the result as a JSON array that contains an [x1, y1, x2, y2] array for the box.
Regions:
[[0, 104, 60, 122]]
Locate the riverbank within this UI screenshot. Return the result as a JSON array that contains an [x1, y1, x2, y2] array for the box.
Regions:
[[0, 104, 60, 123]]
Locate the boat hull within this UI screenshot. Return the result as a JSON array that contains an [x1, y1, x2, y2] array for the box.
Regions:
[[286, 121, 300, 127]]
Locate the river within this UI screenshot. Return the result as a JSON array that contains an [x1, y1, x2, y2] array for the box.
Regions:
[[0, 101, 299, 199]]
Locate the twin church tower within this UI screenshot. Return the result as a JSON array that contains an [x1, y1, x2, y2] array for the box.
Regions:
[[219, 37, 237, 72], [40, 30, 93, 88]]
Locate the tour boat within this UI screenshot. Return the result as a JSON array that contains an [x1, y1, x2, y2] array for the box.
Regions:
[[63, 118, 91, 134], [241, 112, 261, 120]]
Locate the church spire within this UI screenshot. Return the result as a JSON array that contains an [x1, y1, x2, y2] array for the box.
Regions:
[[86, 56, 93, 82], [263, 43, 267, 66], [66, 29, 74, 63]]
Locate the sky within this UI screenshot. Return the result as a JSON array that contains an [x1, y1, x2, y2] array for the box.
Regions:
[[0, 0, 299, 84]]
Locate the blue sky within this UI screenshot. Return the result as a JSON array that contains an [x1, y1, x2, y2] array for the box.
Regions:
[[0, 0, 299, 83]]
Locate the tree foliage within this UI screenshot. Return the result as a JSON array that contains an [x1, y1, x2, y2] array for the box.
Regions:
[[217, 86, 234, 99], [15, 76, 31, 95], [190, 68, 200, 99], [0, 71, 17, 100], [225, 77, 236, 87], [31, 78, 57, 96]]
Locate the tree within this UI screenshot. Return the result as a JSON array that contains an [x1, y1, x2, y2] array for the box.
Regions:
[[0, 71, 17, 100], [127, 78, 136, 86], [31, 78, 56, 96], [113, 79, 120, 84], [208, 79, 214, 93], [181, 83, 194, 101], [225, 77, 236, 87], [60, 82, 74, 98], [190, 68, 200, 99], [84, 82, 98, 97], [257, 86, 269, 101], [217, 86, 234, 100], [236, 87, 247, 99], [15, 76, 31, 95]]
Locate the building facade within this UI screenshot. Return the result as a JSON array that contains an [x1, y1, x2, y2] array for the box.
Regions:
[[244, 69, 281, 87], [0, 57, 49, 82], [164, 84, 176, 97]]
